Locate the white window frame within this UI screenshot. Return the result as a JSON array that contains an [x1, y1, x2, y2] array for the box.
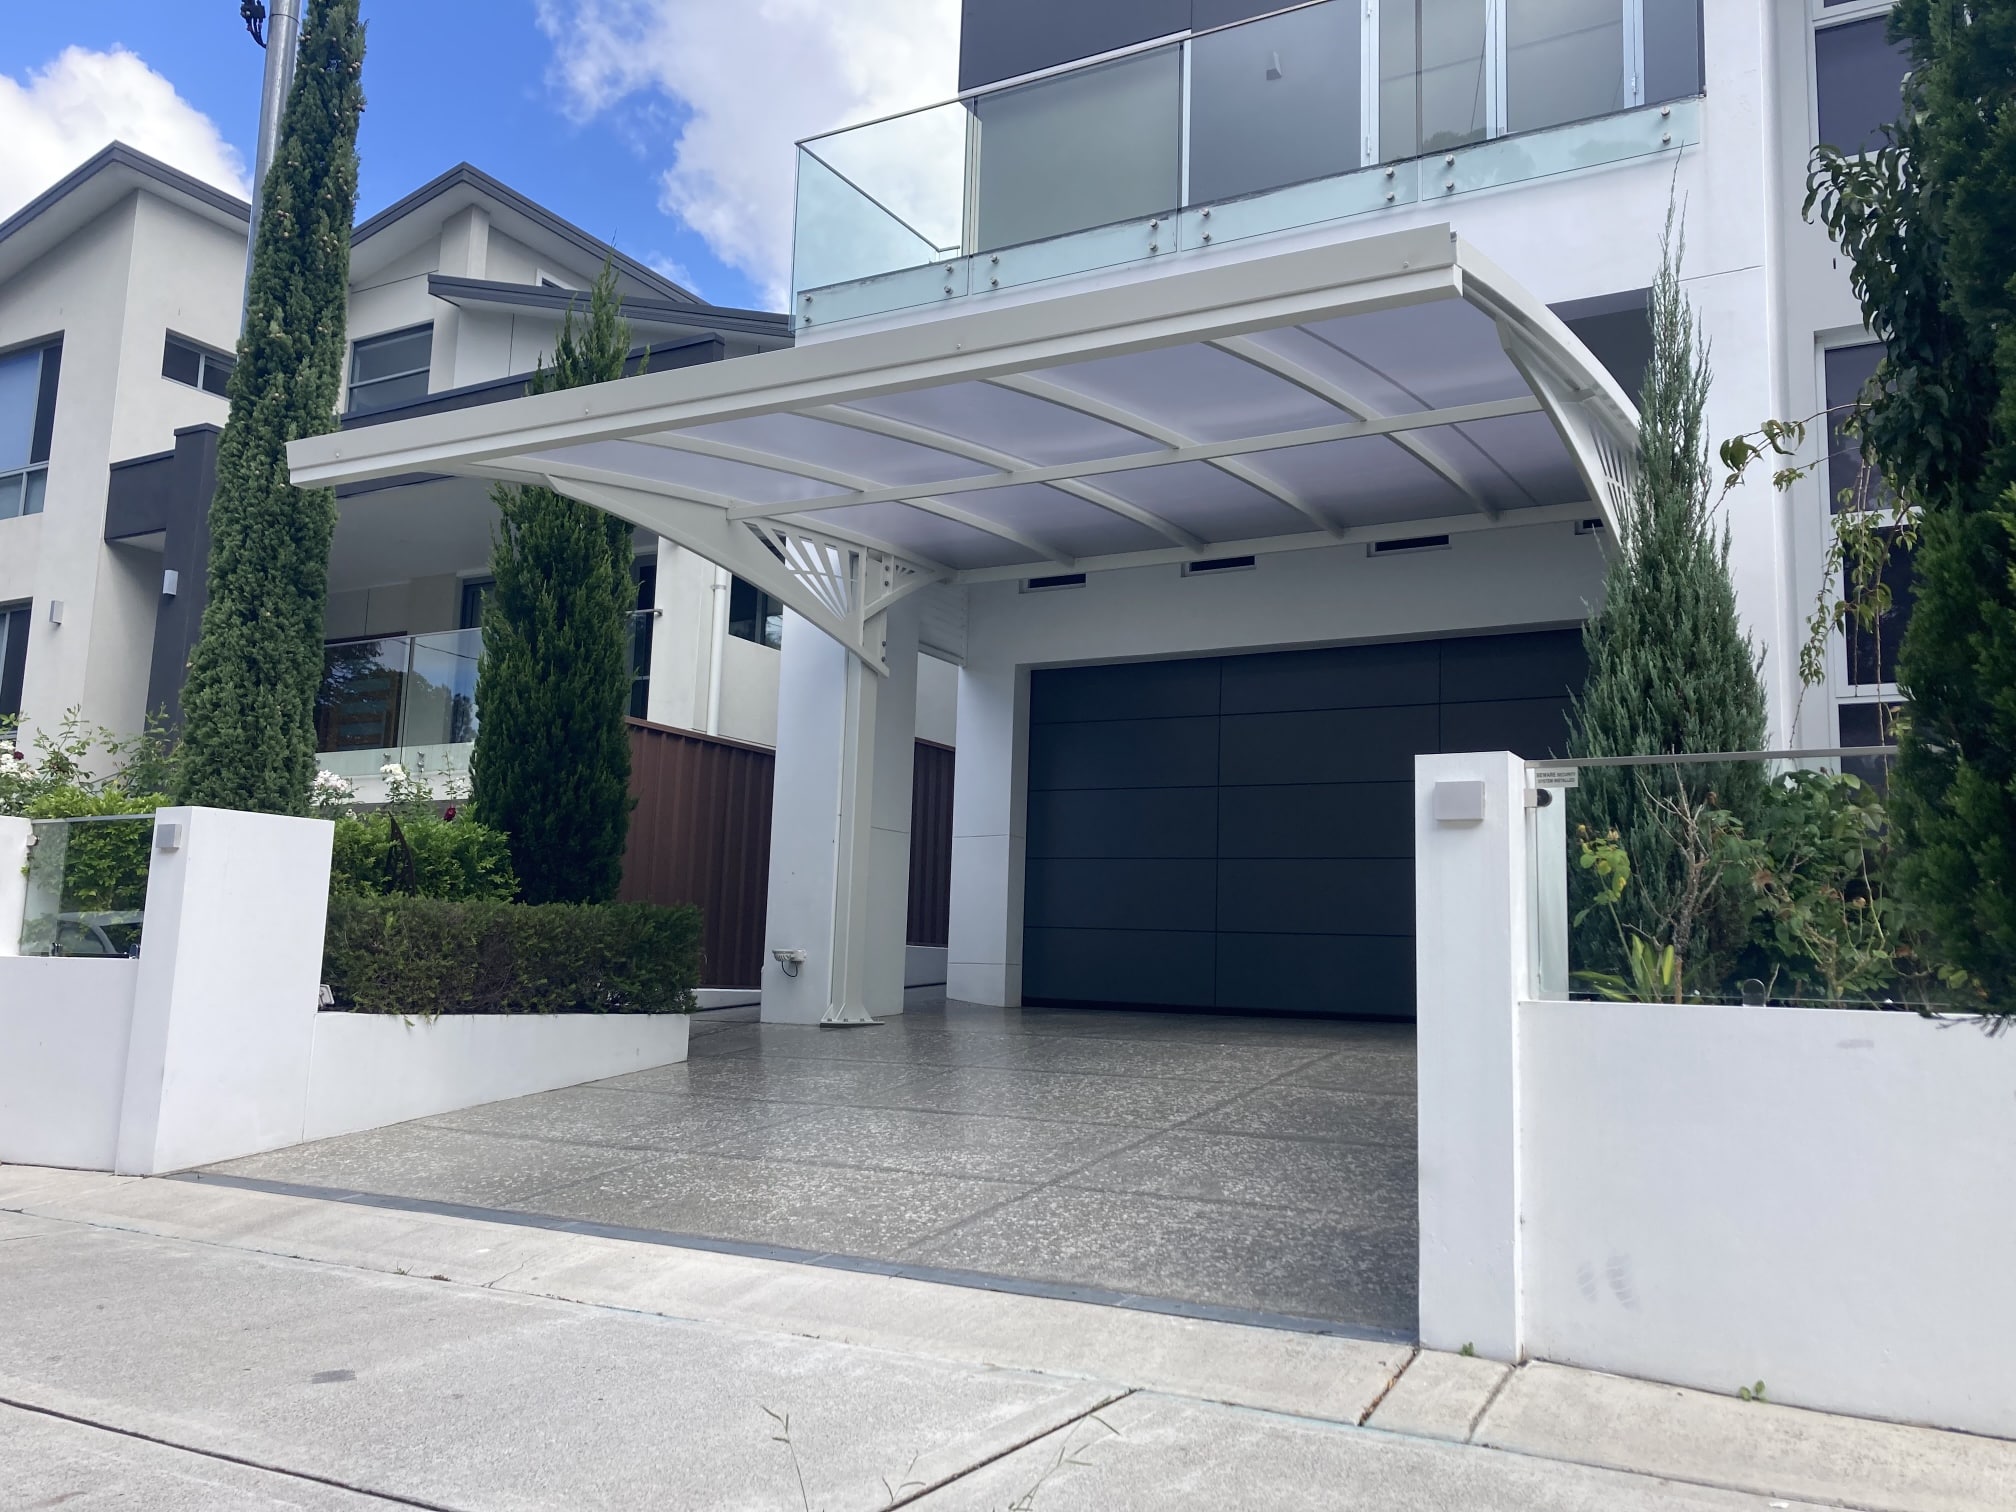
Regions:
[[162, 332, 234, 398], [1809, 0, 1905, 157], [1815, 337, 1908, 706]]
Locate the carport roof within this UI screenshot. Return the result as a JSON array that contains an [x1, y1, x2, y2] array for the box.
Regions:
[[290, 224, 1636, 671]]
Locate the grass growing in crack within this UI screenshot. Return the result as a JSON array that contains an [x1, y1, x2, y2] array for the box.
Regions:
[[1006, 1413, 1118, 1511], [760, 1406, 925, 1511]]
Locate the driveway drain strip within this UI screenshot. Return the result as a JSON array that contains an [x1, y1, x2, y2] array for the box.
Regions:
[[168, 1171, 1415, 1344]]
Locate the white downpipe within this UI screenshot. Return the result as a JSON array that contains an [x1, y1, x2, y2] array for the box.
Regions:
[[705, 566, 730, 736]]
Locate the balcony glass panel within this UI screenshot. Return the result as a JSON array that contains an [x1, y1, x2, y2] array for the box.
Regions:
[[401, 629, 481, 748], [974, 44, 1182, 252], [1506, 0, 1628, 135], [1642, 0, 1704, 105], [316, 637, 406, 753], [795, 101, 967, 293], [1189, 0, 1364, 204], [20, 815, 154, 958], [1416, 0, 1492, 153]]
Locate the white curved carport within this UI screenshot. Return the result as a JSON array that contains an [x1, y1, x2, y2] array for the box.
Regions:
[[291, 223, 1636, 675], [290, 222, 1638, 1026]]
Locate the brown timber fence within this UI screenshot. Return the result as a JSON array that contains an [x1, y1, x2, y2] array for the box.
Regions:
[[620, 719, 954, 988]]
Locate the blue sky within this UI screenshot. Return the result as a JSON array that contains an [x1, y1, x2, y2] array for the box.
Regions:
[[0, 2, 961, 311]]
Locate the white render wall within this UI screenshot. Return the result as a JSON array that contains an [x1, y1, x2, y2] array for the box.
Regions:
[[1414, 753, 2016, 1439], [0, 189, 242, 746], [946, 522, 1606, 1006], [1521, 999, 2016, 1439]]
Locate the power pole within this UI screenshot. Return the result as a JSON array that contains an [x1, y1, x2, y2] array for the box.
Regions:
[[239, 1, 305, 331]]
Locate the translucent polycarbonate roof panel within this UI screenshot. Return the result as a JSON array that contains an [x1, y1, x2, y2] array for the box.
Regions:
[[291, 224, 1639, 637]]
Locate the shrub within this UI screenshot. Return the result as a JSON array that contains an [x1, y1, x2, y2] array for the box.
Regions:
[[329, 811, 517, 901], [322, 894, 702, 1016]]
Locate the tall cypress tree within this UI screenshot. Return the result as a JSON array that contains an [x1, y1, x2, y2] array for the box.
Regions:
[[1569, 217, 1770, 986], [469, 265, 636, 904], [1807, 0, 2016, 1006], [175, 0, 364, 815]]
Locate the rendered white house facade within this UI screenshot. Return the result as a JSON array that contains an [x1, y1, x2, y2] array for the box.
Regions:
[[289, 0, 1902, 1026], [0, 147, 965, 785]]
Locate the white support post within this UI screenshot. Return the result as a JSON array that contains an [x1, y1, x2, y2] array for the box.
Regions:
[[761, 601, 920, 1026], [114, 807, 334, 1175], [945, 659, 1028, 1007], [1415, 751, 1531, 1363]]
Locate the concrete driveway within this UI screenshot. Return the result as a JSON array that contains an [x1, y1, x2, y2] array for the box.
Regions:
[[202, 996, 1418, 1335]]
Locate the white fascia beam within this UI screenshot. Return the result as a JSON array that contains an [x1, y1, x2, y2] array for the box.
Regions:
[[984, 373, 1341, 538], [1210, 333, 1499, 520], [630, 431, 1074, 564], [951, 502, 1597, 584], [287, 224, 1464, 490], [801, 404, 1203, 551], [724, 396, 1544, 520]]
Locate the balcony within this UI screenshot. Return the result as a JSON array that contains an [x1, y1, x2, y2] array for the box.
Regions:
[[793, 0, 1703, 327], [315, 629, 481, 789]]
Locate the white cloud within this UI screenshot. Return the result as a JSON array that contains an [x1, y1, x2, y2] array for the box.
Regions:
[[0, 47, 250, 220], [536, 0, 960, 307]]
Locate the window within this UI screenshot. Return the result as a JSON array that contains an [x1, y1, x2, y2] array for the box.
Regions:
[[1815, 13, 1910, 154], [0, 340, 60, 521], [347, 325, 433, 414], [728, 577, 785, 649], [1838, 699, 1901, 789], [459, 577, 493, 630], [0, 601, 28, 721], [630, 559, 656, 719], [1843, 526, 1914, 690], [162, 334, 234, 397], [1823, 342, 1889, 513], [1824, 340, 1914, 727]]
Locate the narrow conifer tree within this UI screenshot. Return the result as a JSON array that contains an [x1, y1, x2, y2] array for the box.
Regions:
[[469, 265, 637, 904], [175, 0, 364, 814], [1569, 216, 1770, 985]]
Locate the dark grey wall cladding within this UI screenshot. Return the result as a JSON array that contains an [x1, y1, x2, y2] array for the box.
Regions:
[[960, 0, 1301, 91], [1022, 628, 1584, 1017], [105, 425, 221, 734]]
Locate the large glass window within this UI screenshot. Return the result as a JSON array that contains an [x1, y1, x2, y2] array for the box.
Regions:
[[1381, 0, 1493, 157], [1815, 15, 1911, 154], [0, 340, 60, 521], [347, 325, 433, 414], [162, 333, 234, 398], [974, 45, 1183, 251], [1642, 0, 1704, 104], [1823, 341, 1888, 513], [1506, 0, 1628, 134], [1189, 1, 1364, 203], [0, 601, 28, 722], [728, 577, 785, 649]]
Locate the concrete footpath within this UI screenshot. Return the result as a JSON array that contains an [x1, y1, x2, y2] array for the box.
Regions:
[[2, 1166, 2009, 1511]]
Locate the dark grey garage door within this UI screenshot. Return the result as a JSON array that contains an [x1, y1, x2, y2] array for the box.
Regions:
[[1022, 629, 1585, 1017]]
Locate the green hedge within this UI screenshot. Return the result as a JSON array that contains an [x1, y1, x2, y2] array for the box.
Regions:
[[323, 894, 702, 1016], [329, 811, 518, 901]]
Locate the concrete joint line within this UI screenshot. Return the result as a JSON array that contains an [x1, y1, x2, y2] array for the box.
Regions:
[[883, 1388, 1135, 1510], [1465, 1356, 1518, 1443], [1356, 1344, 1422, 1426], [0, 1392, 474, 1512]]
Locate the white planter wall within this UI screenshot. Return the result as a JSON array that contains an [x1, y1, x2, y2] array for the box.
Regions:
[[1415, 753, 2016, 1440], [305, 1012, 690, 1142], [0, 807, 691, 1175], [0, 957, 138, 1170], [1520, 1000, 2016, 1440]]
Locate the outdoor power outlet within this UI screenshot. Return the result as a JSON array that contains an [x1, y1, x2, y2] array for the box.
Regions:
[[1431, 780, 1487, 825]]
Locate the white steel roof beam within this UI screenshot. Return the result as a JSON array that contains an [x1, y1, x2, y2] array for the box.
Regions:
[[723, 395, 1545, 521], [984, 373, 1341, 537], [1210, 334, 1498, 519]]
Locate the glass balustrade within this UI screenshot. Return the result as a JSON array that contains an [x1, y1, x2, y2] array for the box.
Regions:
[[19, 814, 156, 958], [792, 0, 1705, 324]]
